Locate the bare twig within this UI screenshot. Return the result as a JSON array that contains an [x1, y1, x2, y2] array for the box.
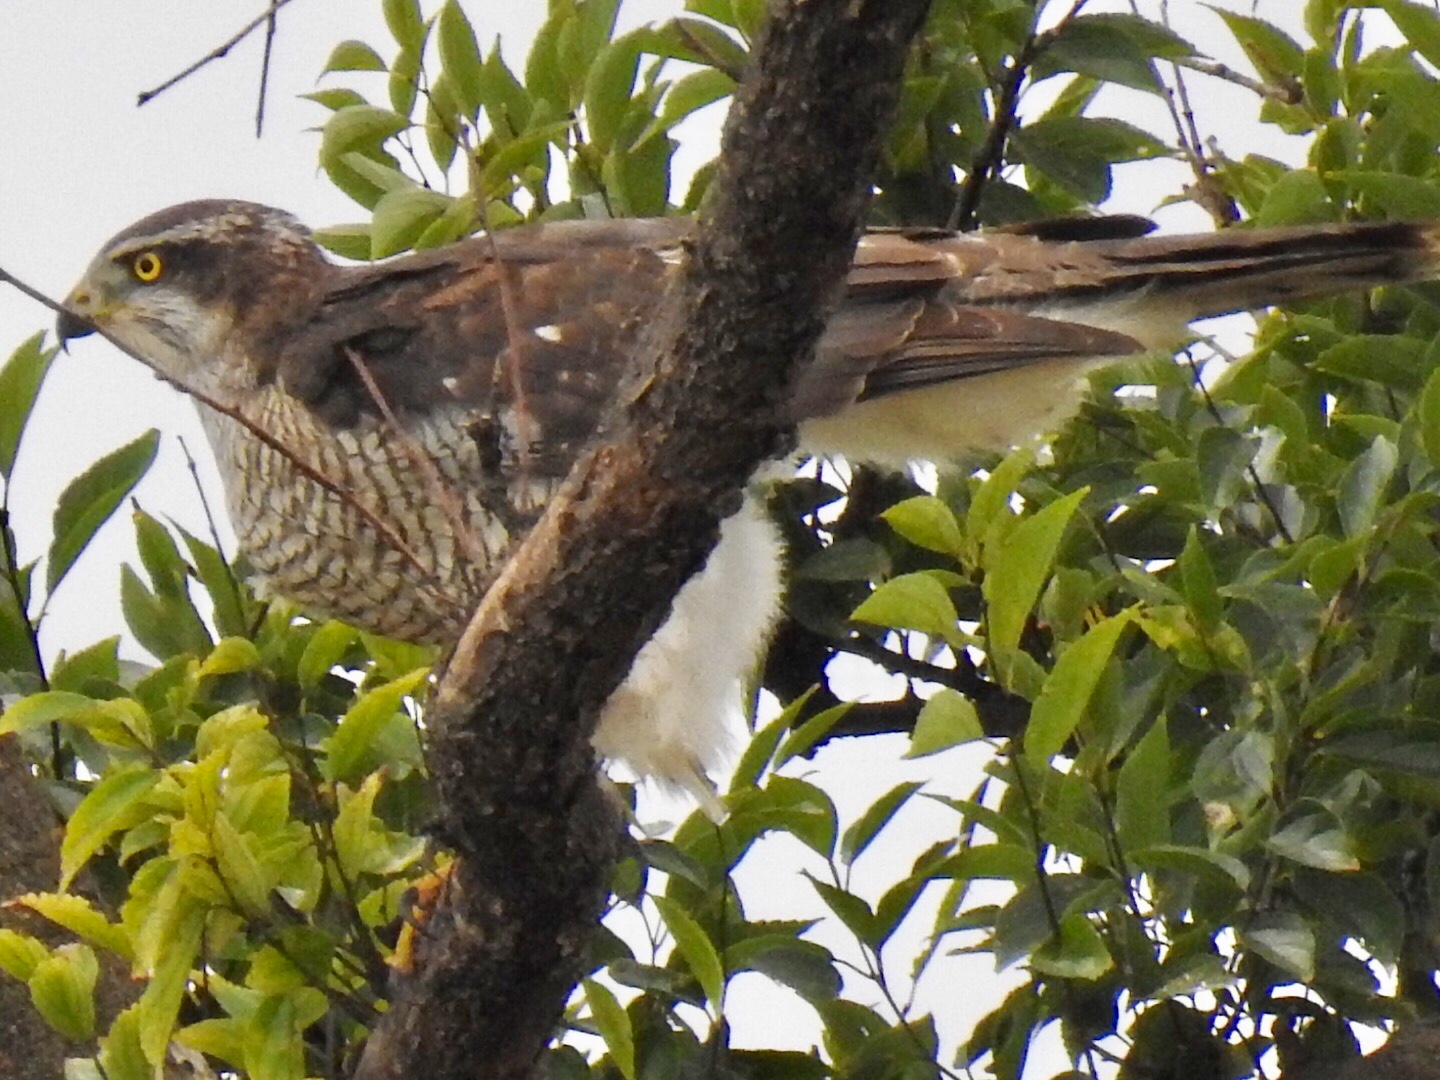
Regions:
[[1142, 0, 1240, 226], [254, 1, 281, 137], [1171, 55, 1301, 104], [136, 0, 299, 112], [948, 0, 1090, 231], [175, 435, 250, 631], [342, 345, 489, 569]]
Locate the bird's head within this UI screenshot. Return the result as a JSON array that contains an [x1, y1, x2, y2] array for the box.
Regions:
[[58, 199, 330, 405]]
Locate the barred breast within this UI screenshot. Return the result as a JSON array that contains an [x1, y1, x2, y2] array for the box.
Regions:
[[199, 386, 557, 643]]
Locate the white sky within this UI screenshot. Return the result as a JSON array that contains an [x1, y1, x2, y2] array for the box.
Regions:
[[0, 1, 1375, 1074]]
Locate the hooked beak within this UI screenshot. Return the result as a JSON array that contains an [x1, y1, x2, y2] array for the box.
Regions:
[[56, 286, 101, 349]]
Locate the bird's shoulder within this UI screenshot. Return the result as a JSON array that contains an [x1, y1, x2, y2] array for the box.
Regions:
[[267, 217, 689, 451]]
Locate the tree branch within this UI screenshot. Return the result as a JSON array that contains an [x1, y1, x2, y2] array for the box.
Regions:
[[351, 1, 933, 1076], [135, 0, 299, 114]]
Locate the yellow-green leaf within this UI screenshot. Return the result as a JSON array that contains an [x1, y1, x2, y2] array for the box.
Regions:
[[61, 768, 162, 889], [29, 943, 98, 1040], [906, 689, 984, 758], [323, 667, 430, 781], [582, 977, 636, 1080], [653, 895, 725, 1014], [1025, 609, 1134, 763], [8, 893, 130, 959]]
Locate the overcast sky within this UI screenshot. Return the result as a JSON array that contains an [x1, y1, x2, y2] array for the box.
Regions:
[[0, 0, 1359, 1072]]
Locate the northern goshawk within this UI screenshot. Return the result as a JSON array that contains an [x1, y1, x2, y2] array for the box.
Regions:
[[57, 202, 1440, 799]]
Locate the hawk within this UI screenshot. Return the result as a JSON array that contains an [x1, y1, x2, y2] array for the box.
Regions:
[[57, 202, 1440, 800]]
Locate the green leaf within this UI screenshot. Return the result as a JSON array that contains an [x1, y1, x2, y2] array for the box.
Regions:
[[774, 699, 850, 767], [176, 526, 246, 638], [61, 768, 161, 889], [1178, 527, 1221, 631], [1031, 913, 1112, 981], [437, 1, 485, 116], [322, 666, 430, 781], [47, 430, 160, 595], [383, 0, 424, 50], [1420, 364, 1440, 470], [1265, 814, 1359, 872], [984, 487, 1088, 663], [1313, 334, 1426, 389], [244, 995, 304, 1080], [1340, 170, 1440, 218], [726, 935, 839, 1007], [1032, 14, 1194, 96], [0, 929, 48, 981], [197, 637, 260, 678], [1213, 8, 1305, 87], [297, 622, 358, 690], [1239, 912, 1315, 981], [370, 187, 455, 258], [51, 636, 120, 693], [312, 224, 374, 261], [302, 87, 368, 112], [582, 978, 636, 1080], [0, 690, 150, 749], [1025, 610, 1134, 763], [906, 689, 984, 758], [322, 40, 387, 74], [0, 332, 57, 482], [851, 573, 959, 642], [966, 446, 1033, 553], [319, 104, 410, 171], [390, 40, 423, 117], [9, 893, 129, 958], [1115, 717, 1171, 852], [1337, 436, 1397, 539], [1293, 869, 1404, 965], [29, 943, 98, 1041], [121, 567, 205, 661], [585, 31, 646, 154], [882, 496, 964, 556], [842, 781, 922, 863], [650, 18, 749, 79], [652, 895, 725, 1013], [806, 876, 877, 945], [1378, 0, 1440, 69], [99, 1005, 153, 1080], [654, 67, 734, 133], [1128, 845, 1250, 891], [137, 896, 205, 1065]]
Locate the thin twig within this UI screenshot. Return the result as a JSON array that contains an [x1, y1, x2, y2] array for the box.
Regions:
[[342, 346, 489, 569], [176, 434, 250, 632], [948, 0, 1090, 231], [254, 0, 281, 137], [136, 0, 299, 109], [1170, 55, 1300, 104], [1143, 0, 1239, 227]]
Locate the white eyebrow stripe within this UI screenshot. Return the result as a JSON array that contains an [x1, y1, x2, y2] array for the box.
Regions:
[[534, 324, 564, 343]]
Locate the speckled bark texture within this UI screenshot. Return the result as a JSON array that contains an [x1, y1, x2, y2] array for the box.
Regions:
[[349, 0, 934, 1076], [0, 736, 134, 1079]]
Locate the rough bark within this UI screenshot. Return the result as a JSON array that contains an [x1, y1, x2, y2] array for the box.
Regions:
[[351, 0, 934, 1076], [0, 736, 134, 1079]]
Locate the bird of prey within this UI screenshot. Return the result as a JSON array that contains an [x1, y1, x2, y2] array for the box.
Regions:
[[57, 201, 1440, 801]]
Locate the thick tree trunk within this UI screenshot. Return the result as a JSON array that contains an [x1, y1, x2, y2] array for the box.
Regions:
[[351, 0, 934, 1076]]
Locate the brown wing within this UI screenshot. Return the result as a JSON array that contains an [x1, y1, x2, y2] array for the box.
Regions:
[[789, 228, 1149, 421], [271, 219, 689, 478], [266, 215, 1433, 467]]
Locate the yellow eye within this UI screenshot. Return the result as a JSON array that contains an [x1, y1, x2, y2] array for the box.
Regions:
[[132, 252, 164, 282]]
